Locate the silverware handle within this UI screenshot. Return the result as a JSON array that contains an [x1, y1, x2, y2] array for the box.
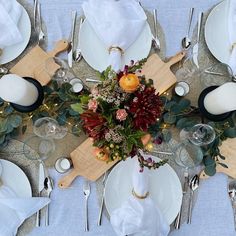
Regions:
[[187, 8, 194, 37], [85, 78, 101, 83], [33, 0, 38, 29], [232, 203, 236, 231], [153, 9, 158, 39], [38, 3, 42, 31], [85, 198, 89, 231], [187, 190, 193, 224], [183, 176, 189, 193], [70, 11, 77, 46], [36, 210, 40, 227], [76, 17, 84, 48], [45, 204, 49, 226], [97, 196, 104, 226], [174, 210, 181, 229], [197, 12, 203, 42]]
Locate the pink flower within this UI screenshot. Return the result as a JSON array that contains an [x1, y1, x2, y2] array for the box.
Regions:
[[91, 87, 99, 96], [116, 109, 128, 121], [88, 99, 98, 112]]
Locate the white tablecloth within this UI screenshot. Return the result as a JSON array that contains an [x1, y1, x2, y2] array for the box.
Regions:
[[25, 1, 230, 236], [28, 0, 220, 57]]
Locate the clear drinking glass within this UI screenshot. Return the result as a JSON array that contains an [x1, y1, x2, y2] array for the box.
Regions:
[[45, 57, 74, 84], [33, 117, 68, 140], [23, 135, 55, 161], [173, 124, 215, 168]]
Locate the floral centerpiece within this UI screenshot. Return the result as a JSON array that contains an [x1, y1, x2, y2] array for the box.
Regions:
[[76, 61, 168, 170]]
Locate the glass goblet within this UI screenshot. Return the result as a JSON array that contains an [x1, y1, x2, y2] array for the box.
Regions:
[[33, 117, 67, 140], [23, 135, 55, 161]]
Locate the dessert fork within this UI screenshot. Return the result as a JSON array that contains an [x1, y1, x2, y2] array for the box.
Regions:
[[83, 179, 91, 231]]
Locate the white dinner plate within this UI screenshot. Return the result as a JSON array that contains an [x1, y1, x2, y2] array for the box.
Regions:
[[205, 0, 231, 64], [0, 3, 31, 65], [104, 155, 182, 225], [79, 19, 152, 72], [0, 159, 32, 197]]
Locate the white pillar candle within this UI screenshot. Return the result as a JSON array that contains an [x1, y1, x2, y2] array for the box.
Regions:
[[0, 74, 39, 106], [204, 82, 236, 115]]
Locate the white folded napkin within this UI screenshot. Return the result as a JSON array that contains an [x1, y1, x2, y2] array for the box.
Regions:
[[82, 0, 147, 72], [228, 0, 236, 76], [0, 0, 23, 49], [169, 173, 235, 236], [0, 185, 50, 236], [110, 158, 170, 236]]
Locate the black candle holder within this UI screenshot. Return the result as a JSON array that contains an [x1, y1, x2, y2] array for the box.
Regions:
[[198, 86, 232, 122], [11, 77, 44, 113]]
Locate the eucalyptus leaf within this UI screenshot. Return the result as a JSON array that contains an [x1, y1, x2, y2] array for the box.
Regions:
[[4, 106, 14, 115], [0, 135, 5, 144], [71, 103, 84, 114], [8, 115, 22, 128], [204, 164, 216, 176], [223, 127, 236, 138], [164, 101, 176, 111], [163, 113, 176, 124]]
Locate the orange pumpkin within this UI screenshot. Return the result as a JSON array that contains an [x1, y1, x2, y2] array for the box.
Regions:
[[93, 147, 109, 161], [119, 73, 140, 93], [141, 133, 152, 146]]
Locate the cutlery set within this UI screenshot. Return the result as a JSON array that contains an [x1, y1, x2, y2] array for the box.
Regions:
[[82, 172, 108, 232], [181, 8, 203, 69], [36, 161, 54, 227], [175, 173, 199, 229]]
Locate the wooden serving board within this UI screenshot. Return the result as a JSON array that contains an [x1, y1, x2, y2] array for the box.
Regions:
[[10, 39, 69, 86], [58, 138, 118, 188], [139, 51, 186, 94], [201, 138, 236, 179]]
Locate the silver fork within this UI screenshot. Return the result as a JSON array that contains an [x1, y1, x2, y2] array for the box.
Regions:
[[152, 9, 161, 50], [37, 2, 45, 46], [44, 176, 53, 226], [83, 180, 91, 232], [97, 172, 107, 226]]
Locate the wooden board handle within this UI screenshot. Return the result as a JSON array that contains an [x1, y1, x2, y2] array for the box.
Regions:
[[166, 51, 186, 68], [47, 39, 69, 57], [58, 169, 80, 189]]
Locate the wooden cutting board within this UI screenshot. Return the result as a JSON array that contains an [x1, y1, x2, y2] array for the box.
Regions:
[[10, 39, 69, 86], [139, 51, 186, 94], [201, 138, 236, 179], [58, 138, 118, 188]]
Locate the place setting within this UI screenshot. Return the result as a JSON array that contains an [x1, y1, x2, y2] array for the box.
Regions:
[[0, 0, 236, 235]]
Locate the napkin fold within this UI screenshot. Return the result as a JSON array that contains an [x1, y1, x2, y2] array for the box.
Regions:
[[228, 0, 236, 76], [82, 0, 147, 72], [0, 0, 23, 49], [0, 185, 50, 236], [170, 173, 235, 236], [110, 159, 170, 236]]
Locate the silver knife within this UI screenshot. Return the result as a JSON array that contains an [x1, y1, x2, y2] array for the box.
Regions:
[[192, 12, 203, 69], [174, 171, 189, 229], [68, 10, 77, 68], [36, 161, 45, 227]]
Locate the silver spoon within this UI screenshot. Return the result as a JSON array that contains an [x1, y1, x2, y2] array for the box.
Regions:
[[73, 17, 84, 62], [228, 180, 236, 230], [187, 174, 199, 224], [182, 8, 194, 50], [0, 67, 8, 75]]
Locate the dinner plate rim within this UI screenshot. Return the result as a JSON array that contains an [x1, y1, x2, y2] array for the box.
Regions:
[[204, 0, 230, 64], [0, 3, 31, 65], [104, 155, 182, 225], [79, 19, 152, 72], [0, 159, 32, 197]]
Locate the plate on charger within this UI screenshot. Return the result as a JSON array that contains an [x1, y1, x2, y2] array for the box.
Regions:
[[0, 159, 32, 197], [205, 0, 231, 64], [104, 155, 182, 225], [0, 2, 31, 65], [79, 19, 152, 72]]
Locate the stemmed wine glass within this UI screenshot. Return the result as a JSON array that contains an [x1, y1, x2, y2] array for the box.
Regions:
[[33, 117, 67, 140], [173, 124, 216, 169]]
